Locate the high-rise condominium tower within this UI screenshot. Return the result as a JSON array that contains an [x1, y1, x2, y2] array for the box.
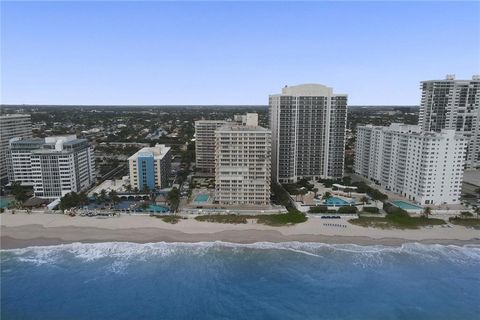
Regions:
[[0, 114, 32, 183], [214, 114, 271, 206], [354, 124, 466, 205], [418, 75, 480, 168], [269, 84, 347, 183], [8, 135, 95, 198], [195, 120, 228, 173]]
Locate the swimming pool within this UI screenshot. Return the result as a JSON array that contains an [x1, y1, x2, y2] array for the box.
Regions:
[[146, 204, 169, 213], [0, 198, 11, 209], [195, 195, 209, 202], [391, 200, 422, 211], [324, 197, 351, 206]]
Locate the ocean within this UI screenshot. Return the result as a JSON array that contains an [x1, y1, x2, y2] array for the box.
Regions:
[[1, 242, 479, 320]]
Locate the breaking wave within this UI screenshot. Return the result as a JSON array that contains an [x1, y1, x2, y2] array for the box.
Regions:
[[2, 241, 480, 266]]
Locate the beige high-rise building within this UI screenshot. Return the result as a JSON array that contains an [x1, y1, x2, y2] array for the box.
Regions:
[[195, 120, 228, 173], [214, 114, 271, 206], [0, 114, 32, 183]]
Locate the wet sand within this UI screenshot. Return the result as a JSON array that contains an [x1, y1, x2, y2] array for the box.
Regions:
[[1, 212, 479, 249]]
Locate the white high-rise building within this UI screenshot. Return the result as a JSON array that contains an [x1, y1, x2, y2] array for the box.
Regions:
[[418, 75, 480, 168], [0, 114, 32, 182], [354, 124, 466, 205], [214, 114, 271, 206], [195, 120, 228, 173], [128, 144, 171, 191], [8, 135, 95, 198], [269, 84, 347, 183]]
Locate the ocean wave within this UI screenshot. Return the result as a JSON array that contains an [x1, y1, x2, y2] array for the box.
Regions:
[[2, 241, 480, 267]]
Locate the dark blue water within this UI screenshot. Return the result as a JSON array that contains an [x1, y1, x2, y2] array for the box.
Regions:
[[1, 242, 479, 320]]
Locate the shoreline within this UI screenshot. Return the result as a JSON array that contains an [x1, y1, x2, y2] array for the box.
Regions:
[[1, 212, 479, 249], [1, 227, 479, 250]]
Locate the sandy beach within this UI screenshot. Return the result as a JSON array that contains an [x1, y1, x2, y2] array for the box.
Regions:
[[1, 212, 479, 249]]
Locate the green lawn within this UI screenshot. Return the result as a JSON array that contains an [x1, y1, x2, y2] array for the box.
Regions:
[[350, 212, 446, 229]]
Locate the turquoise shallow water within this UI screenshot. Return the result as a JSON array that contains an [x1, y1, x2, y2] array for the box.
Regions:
[[194, 194, 209, 202], [392, 200, 423, 210], [1, 242, 479, 320], [324, 196, 351, 206], [0, 198, 12, 208]]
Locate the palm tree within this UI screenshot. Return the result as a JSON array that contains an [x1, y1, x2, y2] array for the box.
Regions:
[[124, 184, 132, 193], [423, 206, 432, 218], [475, 207, 480, 220], [143, 185, 150, 194], [322, 192, 331, 200], [109, 190, 120, 205], [360, 196, 369, 205], [99, 189, 108, 203]]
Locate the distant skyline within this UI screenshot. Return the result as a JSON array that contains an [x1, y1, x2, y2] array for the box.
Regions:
[[1, 1, 479, 105]]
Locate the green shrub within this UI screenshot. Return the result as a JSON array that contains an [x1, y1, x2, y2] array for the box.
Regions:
[[352, 182, 388, 201], [309, 205, 328, 213], [257, 209, 307, 226], [460, 211, 473, 217], [338, 206, 358, 213], [362, 206, 379, 214]]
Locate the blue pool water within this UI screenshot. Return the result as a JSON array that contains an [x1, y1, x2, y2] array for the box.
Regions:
[[392, 200, 422, 210], [1, 242, 479, 319], [194, 194, 209, 202], [146, 204, 169, 213], [324, 196, 350, 206], [0, 198, 11, 208]]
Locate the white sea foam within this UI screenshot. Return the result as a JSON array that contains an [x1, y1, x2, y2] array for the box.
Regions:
[[2, 241, 480, 266]]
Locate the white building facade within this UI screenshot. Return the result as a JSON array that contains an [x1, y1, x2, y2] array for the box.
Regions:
[[128, 144, 171, 191], [0, 114, 32, 182], [8, 135, 95, 198], [354, 124, 466, 205], [419, 75, 480, 168], [269, 84, 347, 183], [214, 114, 271, 206]]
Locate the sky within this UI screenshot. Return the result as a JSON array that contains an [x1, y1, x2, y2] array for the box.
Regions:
[[1, 1, 479, 106]]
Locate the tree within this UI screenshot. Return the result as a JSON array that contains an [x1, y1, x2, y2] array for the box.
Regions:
[[59, 192, 80, 212], [360, 196, 369, 205], [98, 189, 108, 203], [109, 190, 120, 205], [312, 188, 318, 197], [423, 206, 432, 218], [322, 192, 331, 200], [167, 187, 180, 212], [475, 207, 480, 219], [11, 181, 28, 203], [142, 185, 150, 194], [78, 191, 89, 206], [124, 184, 132, 193]]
